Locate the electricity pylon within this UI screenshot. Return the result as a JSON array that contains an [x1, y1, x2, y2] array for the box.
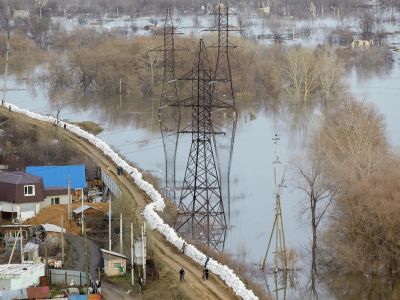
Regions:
[[205, 0, 240, 220], [173, 40, 228, 251], [152, 9, 182, 199]]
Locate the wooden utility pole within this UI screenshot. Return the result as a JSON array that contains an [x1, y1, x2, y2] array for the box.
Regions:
[[130, 222, 134, 286], [2, 1, 10, 107], [141, 222, 146, 284], [81, 188, 84, 235], [20, 225, 23, 263], [119, 213, 123, 254], [261, 134, 288, 271], [108, 196, 112, 251], [61, 215, 64, 263], [84, 220, 89, 294], [67, 176, 71, 220]]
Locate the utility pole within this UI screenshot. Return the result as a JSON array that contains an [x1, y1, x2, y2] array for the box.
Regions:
[[130, 222, 134, 286], [2, 1, 10, 107], [260, 134, 288, 300], [119, 213, 123, 254], [67, 176, 71, 220], [141, 222, 146, 284], [261, 134, 288, 271], [84, 220, 89, 294], [81, 188, 84, 235], [20, 225, 23, 263], [108, 196, 112, 251], [61, 215, 64, 264]]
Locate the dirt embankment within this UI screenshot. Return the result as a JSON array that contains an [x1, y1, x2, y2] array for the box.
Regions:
[[0, 108, 241, 300], [25, 203, 108, 235]]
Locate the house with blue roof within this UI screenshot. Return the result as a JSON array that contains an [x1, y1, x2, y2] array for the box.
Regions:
[[26, 165, 86, 209]]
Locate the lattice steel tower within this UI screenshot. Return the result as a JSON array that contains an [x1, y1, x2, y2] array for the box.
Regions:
[[205, 0, 239, 219], [174, 40, 227, 251], [155, 9, 181, 197]]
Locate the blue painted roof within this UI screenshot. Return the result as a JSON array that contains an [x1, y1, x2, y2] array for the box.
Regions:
[[26, 165, 86, 189]]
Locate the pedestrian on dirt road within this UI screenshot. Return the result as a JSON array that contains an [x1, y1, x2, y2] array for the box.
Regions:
[[181, 242, 187, 254], [179, 267, 185, 282], [205, 268, 209, 280], [202, 269, 206, 280]]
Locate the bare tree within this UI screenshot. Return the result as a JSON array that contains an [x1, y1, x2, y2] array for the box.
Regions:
[[294, 157, 335, 298], [359, 10, 375, 40], [314, 99, 387, 184]]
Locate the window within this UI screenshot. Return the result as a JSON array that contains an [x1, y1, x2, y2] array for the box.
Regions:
[[113, 262, 121, 269], [51, 197, 60, 205], [24, 185, 35, 196]]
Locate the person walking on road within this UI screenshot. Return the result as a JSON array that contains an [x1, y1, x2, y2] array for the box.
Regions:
[[204, 268, 209, 280], [179, 267, 185, 282], [181, 242, 186, 254]]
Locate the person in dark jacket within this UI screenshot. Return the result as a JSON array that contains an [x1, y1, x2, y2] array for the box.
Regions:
[[179, 267, 185, 282], [204, 268, 209, 280]]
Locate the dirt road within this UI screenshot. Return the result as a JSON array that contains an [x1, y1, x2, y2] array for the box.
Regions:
[[2, 108, 240, 300], [65, 233, 101, 278]]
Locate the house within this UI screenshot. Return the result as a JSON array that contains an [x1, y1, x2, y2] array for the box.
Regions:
[[100, 249, 127, 277], [0, 263, 45, 290], [26, 165, 87, 208], [0, 172, 45, 221]]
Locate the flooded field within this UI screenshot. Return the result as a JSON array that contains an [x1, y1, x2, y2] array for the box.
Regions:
[[2, 6, 400, 299]]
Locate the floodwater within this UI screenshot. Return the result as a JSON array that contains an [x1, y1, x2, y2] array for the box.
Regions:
[[2, 9, 400, 299]]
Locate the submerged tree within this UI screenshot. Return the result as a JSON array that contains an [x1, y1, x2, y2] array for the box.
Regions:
[[294, 157, 335, 298]]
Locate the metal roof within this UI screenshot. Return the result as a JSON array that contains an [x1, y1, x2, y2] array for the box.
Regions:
[[0, 263, 44, 277], [41, 223, 65, 233], [100, 249, 127, 259], [0, 171, 42, 185], [73, 204, 102, 215], [26, 165, 86, 189]]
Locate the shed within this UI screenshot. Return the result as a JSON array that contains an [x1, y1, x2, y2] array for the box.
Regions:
[[73, 205, 105, 229], [100, 249, 127, 277], [23, 242, 40, 262], [41, 223, 65, 245], [0, 263, 45, 290]]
